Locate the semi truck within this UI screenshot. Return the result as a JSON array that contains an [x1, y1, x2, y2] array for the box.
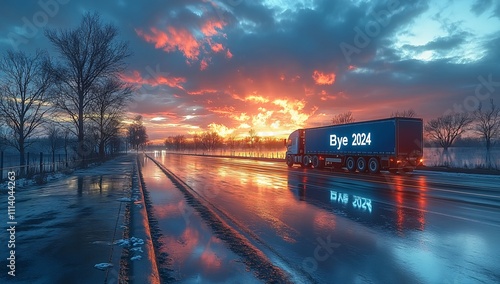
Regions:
[[285, 117, 423, 173]]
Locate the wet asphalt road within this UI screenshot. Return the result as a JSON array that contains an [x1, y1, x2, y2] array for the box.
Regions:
[[148, 153, 500, 284], [139, 156, 260, 283]]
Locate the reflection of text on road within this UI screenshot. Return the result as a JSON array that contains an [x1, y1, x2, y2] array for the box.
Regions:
[[330, 190, 373, 213]]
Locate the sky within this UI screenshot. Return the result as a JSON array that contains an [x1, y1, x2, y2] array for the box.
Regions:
[[1, 0, 499, 142]]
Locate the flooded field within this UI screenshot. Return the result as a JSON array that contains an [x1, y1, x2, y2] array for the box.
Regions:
[[423, 147, 500, 169]]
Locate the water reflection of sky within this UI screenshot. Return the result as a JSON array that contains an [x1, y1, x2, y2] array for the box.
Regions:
[[140, 157, 259, 283], [392, 230, 491, 283], [424, 147, 499, 168]]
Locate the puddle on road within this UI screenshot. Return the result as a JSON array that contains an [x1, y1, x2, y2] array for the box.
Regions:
[[139, 157, 260, 284]]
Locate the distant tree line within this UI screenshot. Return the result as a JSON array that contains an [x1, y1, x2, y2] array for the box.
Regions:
[[163, 129, 286, 152], [0, 12, 145, 175]]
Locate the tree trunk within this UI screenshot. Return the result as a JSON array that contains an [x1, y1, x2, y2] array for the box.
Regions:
[[64, 145, 68, 168], [99, 141, 106, 161], [78, 92, 85, 168]]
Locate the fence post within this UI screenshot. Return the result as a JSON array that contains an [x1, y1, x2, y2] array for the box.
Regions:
[[0, 151, 3, 181], [26, 152, 30, 177], [39, 152, 43, 175]]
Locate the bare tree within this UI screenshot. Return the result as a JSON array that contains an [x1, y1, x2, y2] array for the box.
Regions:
[[192, 133, 203, 152], [473, 99, 500, 152], [164, 137, 174, 149], [45, 12, 130, 164], [425, 113, 473, 151], [109, 134, 124, 155], [201, 131, 222, 151], [332, 111, 355, 125], [262, 137, 285, 150], [226, 134, 239, 150], [0, 50, 53, 176], [247, 128, 260, 148], [62, 128, 72, 167], [173, 135, 186, 151], [164, 135, 186, 151], [391, 109, 416, 118], [89, 78, 132, 160], [0, 126, 9, 151], [127, 115, 148, 151]]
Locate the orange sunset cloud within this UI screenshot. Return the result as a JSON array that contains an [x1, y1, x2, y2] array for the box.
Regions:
[[312, 70, 336, 85]]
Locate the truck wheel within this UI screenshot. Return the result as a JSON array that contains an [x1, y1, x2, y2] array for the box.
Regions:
[[302, 155, 311, 168], [357, 157, 367, 172], [368, 157, 380, 174], [346, 157, 356, 172], [312, 156, 323, 169], [286, 155, 294, 167]]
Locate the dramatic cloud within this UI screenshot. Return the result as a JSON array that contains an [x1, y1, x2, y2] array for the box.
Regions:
[[136, 27, 201, 60], [2, 0, 499, 141], [120, 70, 186, 89], [312, 70, 336, 85]]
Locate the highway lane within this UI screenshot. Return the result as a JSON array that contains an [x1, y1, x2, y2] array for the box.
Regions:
[[149, 153, 500, 283]]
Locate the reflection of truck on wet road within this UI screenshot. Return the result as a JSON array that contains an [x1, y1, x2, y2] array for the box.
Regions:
[[285, 117, 423, 173]]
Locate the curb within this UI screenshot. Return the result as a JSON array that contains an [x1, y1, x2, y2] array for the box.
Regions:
[[129, 157, 161, 283]]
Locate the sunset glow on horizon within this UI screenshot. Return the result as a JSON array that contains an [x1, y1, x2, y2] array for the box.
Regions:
[[3, 0, 499, 142]]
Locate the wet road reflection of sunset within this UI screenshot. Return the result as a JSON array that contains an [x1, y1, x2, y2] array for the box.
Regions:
[[391, 175, 428, 235], [139, 157, 259, 283], [145, 153, 500, 283]]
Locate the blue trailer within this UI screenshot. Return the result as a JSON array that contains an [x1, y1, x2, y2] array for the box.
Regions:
[[285, 117, 423, 173]]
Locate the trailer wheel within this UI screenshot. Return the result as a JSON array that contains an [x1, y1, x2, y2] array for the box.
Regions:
[[312, 156, 323, 169], [346, 157, 356, 172], [368, 157, 380, 174], [357, 157, 367, 172], [286, 155, 294, 167]]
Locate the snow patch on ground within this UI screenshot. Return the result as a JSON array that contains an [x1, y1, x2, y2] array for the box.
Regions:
[[130, 247, 143, 253], [94, 263, 113, 270], [47, 173, 65, 181], [117, 196, 143, 203], [117, 197, 134, 202], [131, 255, 142, 261], [113, 237, 144, 247], [114, 237, 145, 261]]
